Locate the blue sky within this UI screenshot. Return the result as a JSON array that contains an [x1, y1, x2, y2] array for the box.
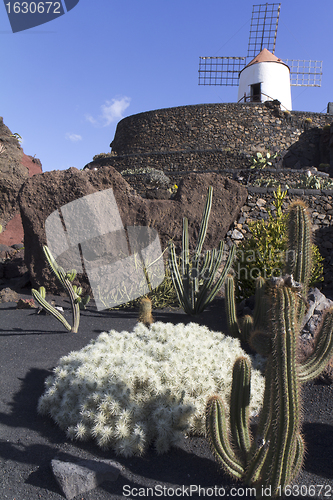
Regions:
[[1, 0, 332, 172]]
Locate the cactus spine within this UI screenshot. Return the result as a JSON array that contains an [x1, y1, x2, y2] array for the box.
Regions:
[[168, 186, 236, 315], [32, 245, 89, 333], [207, 201, 333, 496]]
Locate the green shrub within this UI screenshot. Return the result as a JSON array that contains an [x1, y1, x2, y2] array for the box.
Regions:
[[38, 322, 265, 456], [234, 187, 324, 301]]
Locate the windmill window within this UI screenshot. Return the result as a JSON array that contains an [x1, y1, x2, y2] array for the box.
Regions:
[[250, 83, 261, 102]]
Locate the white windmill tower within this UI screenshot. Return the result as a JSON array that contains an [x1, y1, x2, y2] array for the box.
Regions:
[[198, 3, 323, 111]]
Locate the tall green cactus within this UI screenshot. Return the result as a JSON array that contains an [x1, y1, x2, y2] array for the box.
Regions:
[[168, 186, 236, 315], [285, 200, 312, 322], [225, 274, 268, 345], [225, 201, 313, 346], [207, 200, 333, 496], [207, 284, 333, 497], [32, 246, 89, 333]]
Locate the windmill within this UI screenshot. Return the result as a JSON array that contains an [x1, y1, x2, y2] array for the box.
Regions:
[[198, 3, 323, 110]]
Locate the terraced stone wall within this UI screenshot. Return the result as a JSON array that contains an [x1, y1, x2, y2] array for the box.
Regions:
[[102, 103, 332, 173]]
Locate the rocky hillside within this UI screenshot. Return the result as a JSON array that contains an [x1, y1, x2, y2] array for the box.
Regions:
[[0, 116, 42, 245]]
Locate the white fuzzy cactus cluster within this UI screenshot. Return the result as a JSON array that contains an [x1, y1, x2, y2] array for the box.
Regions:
[[38, 322, 265, 457]]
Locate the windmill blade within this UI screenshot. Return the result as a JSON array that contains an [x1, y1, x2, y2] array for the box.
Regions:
[[198, 56, 246, 86], [285, 59, 323, 87], [248, 3, 281, 58]]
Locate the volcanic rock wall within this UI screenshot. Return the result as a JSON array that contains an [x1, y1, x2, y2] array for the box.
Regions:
[[86, 102, 333, 174]]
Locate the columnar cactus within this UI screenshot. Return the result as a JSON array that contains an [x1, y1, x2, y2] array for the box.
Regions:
[[285, 200, 312, 321], [32, 246, 89, 333], [225, 200, 313, 346], [225, 275, 266, 343], [138, 296, 154, 327], [206, 283, 333, 497], [168, 186, 236, 315], [207, 200, 333, 496]]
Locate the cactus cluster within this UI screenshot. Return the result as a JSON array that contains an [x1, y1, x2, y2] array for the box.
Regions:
[[32, 246, 90, 333], [38, 321, 265, 457], [168, 186, 236, 315], [206, 200, 333, 497]]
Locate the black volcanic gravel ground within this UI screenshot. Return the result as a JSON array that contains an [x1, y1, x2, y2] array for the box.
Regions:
[[0, 292, 332, 499]]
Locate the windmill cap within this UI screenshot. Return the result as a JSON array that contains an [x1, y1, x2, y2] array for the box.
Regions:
[[241, 48, 290, 72]]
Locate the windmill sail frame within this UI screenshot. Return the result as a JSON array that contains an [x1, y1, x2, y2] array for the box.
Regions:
[[247, 2, 281, 57], [198, 2, 323, 90], [285, 59, 323, 87], [198, 57, 246, 86]]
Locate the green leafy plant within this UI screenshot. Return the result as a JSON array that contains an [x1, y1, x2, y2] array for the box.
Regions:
[[250, 151, 277, 169], [31, 246, 90, 333], [234, 187, 324, 300], [168, 183, 178, 196], [298, 171, 321, 189], [147, 265, 180, 308], [296, 172, 333, 190], [10, 132, 22, 143], [168, 186, 236, 315], [37, 321, 265, 457], [234, 186, 287, 300], [207, 201, 333, 496]]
